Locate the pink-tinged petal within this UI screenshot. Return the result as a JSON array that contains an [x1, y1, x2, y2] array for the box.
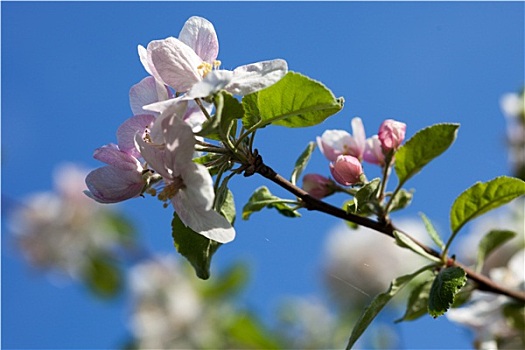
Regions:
[[84, 165, 145, 203], [183, 100, 211, 132], [93, 144, 142, 171], [134, 136, 171, 179], [138, 45, 164, 84], [146, 99, 188, 144], [116, 114, 156, 158], [350, 117, 366, 157], [302, 174, 335, 199], [363, 135, 385, 165], [185, 69, 233, 99], [172, 194, 235, 243], [225, 59, 288, 95], [148, 37, 203, 92], [162, 114, 196, 172], [178, 16, 219, 63], [378, 119, 406, 151], [129, 76, 171, 116], [317, 130, 353, 162]]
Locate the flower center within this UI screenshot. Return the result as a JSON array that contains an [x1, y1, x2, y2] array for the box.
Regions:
[[157, 176, 185, 205], [197, 60, 222, 78]]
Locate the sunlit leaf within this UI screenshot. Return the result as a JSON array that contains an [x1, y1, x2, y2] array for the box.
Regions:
[[419, 212, 445, 251], [450, 176, 525, 235], [395, 123, 459, 185], [242, 186, 300, 220], [396, 279, 433, 323], [242, 71, 343, 129], [394, 230, 442, 263]]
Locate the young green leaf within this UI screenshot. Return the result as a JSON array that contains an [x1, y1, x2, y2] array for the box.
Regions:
[[350, 178, 381, 216], [395, 279, 433, 323], [450, 176, 525, 236], [419, 212, 445, 251], [476, 229, 517, 273], [242, 71, 344, 129], [218, 91, 244, 138], [242, 186, 300, 220], [345, 265, 434, 349], [394, 230, 442, 263], [428, 266, 467, 318], [172, 213, 221, 280], [387, 188, 413, 213], [394, 123, 459, 186], [290, 141, 316, 185], [82, 252, 122, 299]]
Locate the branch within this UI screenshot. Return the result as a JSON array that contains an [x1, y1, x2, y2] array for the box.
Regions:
[[254, 161, 525, 303]]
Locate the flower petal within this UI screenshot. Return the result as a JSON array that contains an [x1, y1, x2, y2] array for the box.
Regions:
[[225, 59, 288, 96], [129, 76, 172, 116], [162, 114, 196, 172], [93, 144, 142, 171], [116, 114, 156, 158], [185, 69, 233, 99], [84, 165, 144, 203], [148, 37, 203, 92], [178, 16, 219, 63], [134, 135, 171, 179]]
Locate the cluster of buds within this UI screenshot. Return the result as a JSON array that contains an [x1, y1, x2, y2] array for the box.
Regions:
[[303, 117, 406, 198]]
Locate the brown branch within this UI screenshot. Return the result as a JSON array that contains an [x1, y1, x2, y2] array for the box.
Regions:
[[254, 161, 525, 303]]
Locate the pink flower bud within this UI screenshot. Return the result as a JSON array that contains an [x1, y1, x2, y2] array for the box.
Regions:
[[329, 155, 363, 186], [302, 174, 336, 199], [378, 119, 406, 152]]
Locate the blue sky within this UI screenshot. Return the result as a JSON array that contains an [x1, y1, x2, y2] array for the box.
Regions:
[[2, 1, 524, 349]]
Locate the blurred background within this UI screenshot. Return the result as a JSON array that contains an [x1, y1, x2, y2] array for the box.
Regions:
[[2, 1, 524, 349]]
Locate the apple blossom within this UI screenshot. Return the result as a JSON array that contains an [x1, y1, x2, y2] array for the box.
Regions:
[[317, 117, 366, 162], [329, 155, 363, 186], [302, 174, 336, 199], [135, 102, 235, 243], [362, 135, 385, 165], [85, 114, 157, 204], [378, 119, 406, 152], [138, 16, 287, 98]]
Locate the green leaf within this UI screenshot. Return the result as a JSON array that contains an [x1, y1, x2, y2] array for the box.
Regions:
[[396, 279, 433, 323], [218, 91, 244, 138], [345, 265, 434, 349], [242, 71, 344, 129], [394, 123, 459, 186], [388, 188, 413, 213], [200, 263, 249, 299], [394, 230, 442, 263], [214, 177, 236, 225], [476, 229, 517, 273], [349, 178, 381, 216], [428, 266, 467, 318], [242, 186, 300, 220], [450, 176, 525, 236], [419, 212, 445, 251], [503, 302, 525, 332], [82, 253, 122, 298], [290, 141, 316, 185], [226, 312, 284, 349], [172, 213, 221, 280]]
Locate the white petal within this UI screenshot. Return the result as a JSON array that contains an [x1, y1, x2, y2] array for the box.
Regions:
[[185, 70, 233, 99], [134, 135, 171, 179], [178, 16, 219, 63], [163, 115, 196, 172], [129, 76, 170, 116], [225, 59, 288, 96], [172, 194, 235, 244], [148, 37, 203, 92]]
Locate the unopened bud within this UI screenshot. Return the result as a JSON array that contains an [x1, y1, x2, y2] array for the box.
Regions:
[[329, 155, 363, 186], [378, 119, 406, 152], [302, 174, 336, 199]]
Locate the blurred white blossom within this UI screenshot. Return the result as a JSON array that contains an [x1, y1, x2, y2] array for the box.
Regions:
[[128, 255, 206, 349], [322, 218, 430, 307], [10, 163, 130, 279], [447, 249, 525, 350]]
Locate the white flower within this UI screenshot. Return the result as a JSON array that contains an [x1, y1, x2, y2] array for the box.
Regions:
[[135, 101, 235, 243], [139, 16, 287, 98]]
